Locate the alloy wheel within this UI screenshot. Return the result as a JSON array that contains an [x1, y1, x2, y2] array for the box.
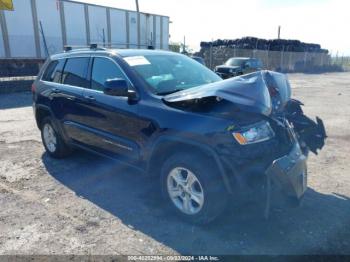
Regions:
[[43, 123, 57, 153], [167, 167, 205, 215]]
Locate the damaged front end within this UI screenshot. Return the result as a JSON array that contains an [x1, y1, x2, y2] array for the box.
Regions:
[[264, 71, 327, 155], [284, 99, 327, 155], [164, 71, 327, 214]]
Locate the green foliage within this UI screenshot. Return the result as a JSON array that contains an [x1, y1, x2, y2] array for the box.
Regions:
[[169, 43, 181, 53]]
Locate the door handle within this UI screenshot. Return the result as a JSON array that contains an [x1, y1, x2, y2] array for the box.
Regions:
[[65, 95, 76, 101], [84, 95, 96, 102], [49, 88, 60, 100]]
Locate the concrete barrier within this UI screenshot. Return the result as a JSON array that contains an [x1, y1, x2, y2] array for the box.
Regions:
[[0, 76, 36, 94]]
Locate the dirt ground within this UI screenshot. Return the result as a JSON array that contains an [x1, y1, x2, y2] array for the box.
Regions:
[[0, 72, 350, 255]]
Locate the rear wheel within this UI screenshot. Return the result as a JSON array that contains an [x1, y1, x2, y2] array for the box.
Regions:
[[161, 152, 228, 224], [41, 117, 71, 158]]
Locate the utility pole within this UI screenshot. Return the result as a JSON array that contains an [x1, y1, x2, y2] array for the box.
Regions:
[[183, 35, 186, 53], [102, 28, 106, 47], [278, 25, 281, 39], [39, 21, 49, 57], [135, 0, 139, 12]]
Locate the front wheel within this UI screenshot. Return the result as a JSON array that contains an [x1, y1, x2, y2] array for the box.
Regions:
[[160, 153, 228, 224]]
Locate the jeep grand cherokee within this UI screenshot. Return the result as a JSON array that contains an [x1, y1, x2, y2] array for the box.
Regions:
[[32, 47, 326, 224]]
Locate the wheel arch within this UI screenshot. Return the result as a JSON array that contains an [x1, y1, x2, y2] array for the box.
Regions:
[[147, 136, 233, 194], [35, 105, 52, 129], [35, 105, 69, 144]]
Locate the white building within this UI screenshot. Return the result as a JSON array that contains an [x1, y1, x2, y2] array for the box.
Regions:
[[0, 0, 170, 59]]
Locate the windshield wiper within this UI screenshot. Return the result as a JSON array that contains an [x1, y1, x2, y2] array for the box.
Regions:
[[156, 89, 185, 96]]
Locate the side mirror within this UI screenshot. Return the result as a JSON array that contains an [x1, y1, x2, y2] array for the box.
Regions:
[[103, 78, 136, 99]]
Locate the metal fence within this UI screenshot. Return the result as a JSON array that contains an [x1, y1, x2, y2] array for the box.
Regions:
[[331, 54, 350, 71], [201, 46, 334, 72]]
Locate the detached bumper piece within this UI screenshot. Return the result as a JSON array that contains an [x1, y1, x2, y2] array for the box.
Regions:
[[263, 142, 307, 218], [286, 99, 327, 155], [266, 142, 307, 199], [305, 116, 327, 154]]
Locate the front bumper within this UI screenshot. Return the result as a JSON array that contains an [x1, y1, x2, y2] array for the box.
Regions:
[[219, 138, 308, 210], [265, 142, 307, 200], [215, 71, 238, 79]]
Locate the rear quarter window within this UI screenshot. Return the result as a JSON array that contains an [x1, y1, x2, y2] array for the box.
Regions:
[[42, 59, 66, 83]]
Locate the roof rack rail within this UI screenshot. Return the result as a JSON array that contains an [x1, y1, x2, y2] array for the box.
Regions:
[[63, 44, 107, 52], [90, 43, 98, 49], [64, 46, 72, 52], [62, 43, 160, 52]]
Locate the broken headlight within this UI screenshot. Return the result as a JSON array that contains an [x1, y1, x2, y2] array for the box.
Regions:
[[232, 121, 275, 145]]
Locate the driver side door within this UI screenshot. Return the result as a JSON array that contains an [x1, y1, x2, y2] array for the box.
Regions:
[[78, 56, 141, 161]]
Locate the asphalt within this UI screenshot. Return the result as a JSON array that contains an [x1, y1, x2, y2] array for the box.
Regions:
[[0, 72, 350, 255]]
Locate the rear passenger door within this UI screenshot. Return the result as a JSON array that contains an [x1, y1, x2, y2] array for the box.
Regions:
[[79, 56, 140, 160], [54, 57, 91, 143]]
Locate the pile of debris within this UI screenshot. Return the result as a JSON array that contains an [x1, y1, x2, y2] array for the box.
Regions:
[[200, 37, 328, 53]]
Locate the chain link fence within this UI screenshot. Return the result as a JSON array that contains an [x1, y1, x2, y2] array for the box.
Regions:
[[199, 46, 347, 73], [331, 54, 350, 71]]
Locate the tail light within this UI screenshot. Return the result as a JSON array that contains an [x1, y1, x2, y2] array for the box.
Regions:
[[31, 83, 36, 93]]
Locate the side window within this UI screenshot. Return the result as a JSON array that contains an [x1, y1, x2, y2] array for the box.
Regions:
[[62, 57, 90, 88], [42, 61, 57, 81], [42, 59, 65, 83], [257, 60, 263, 68], [91, 57, 127, 91], [252, 60, 258, 67]]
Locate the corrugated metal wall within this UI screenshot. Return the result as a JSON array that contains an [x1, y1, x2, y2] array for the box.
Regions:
[[110, 9, 127, 48], [36, 0, 62, 57], [162, 17, 169, 50], [64, 1, 86, 46], [0, 0, 170, 59], [0, 16, 5, 57], [128, 11, 138, 48], [4, 0, 36, 57], [88, 5, 107, 44]]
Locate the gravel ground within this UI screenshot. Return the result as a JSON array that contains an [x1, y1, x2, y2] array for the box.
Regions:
[[0, 72, 350, 255]]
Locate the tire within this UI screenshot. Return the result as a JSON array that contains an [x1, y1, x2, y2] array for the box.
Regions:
[[40, 117, 71, 158], [160, 152, 228, 224]]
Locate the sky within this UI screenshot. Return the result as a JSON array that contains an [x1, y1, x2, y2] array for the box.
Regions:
[[76, 0, 350, 56]]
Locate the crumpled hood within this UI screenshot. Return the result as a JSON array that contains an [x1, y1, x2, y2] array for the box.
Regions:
[[164, 70, 291, 116]]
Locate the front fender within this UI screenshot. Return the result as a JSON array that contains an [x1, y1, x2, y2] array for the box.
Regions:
[[147, 135, 234, 194]]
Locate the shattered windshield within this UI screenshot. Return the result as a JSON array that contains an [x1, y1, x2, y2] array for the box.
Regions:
[[125, 54, 222, 95]]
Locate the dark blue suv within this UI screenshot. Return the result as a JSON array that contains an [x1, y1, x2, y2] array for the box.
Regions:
[[32, 47, 326, 224]]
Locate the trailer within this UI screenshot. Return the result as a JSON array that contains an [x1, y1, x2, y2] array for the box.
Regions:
[[0, 0, 170, 59]]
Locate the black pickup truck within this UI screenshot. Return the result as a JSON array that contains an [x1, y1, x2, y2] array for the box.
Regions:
[[215, 57, 263, 79]]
